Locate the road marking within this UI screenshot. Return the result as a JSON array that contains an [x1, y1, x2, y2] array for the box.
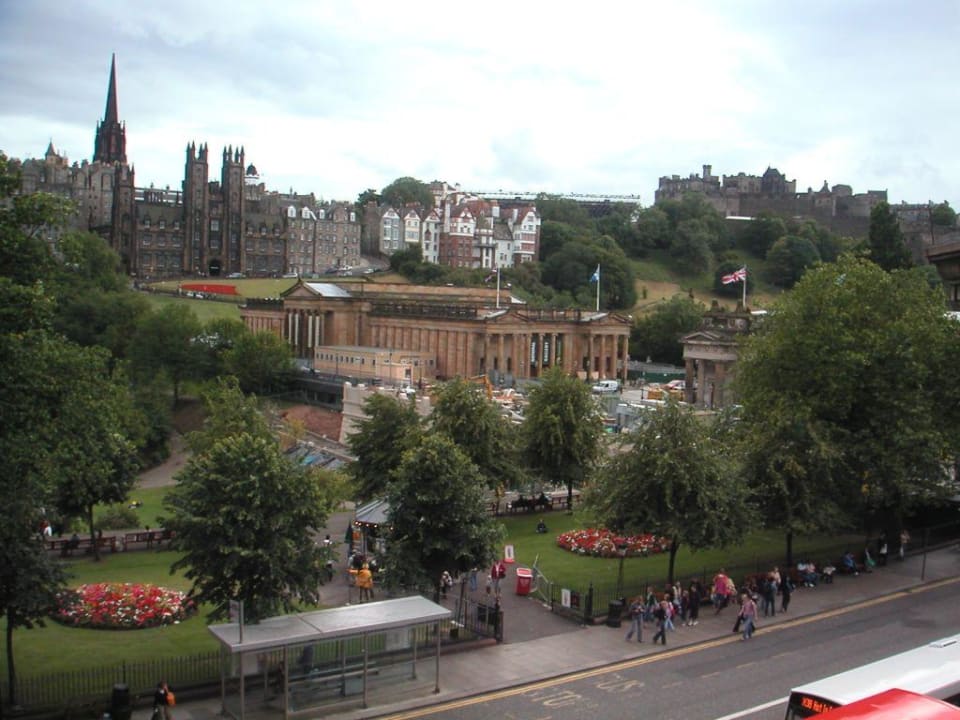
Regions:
[[713, 697, 787, 720], [381, 576, 960, 720]]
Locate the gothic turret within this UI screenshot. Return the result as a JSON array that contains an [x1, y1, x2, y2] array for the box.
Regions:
[[93, 54, 127, 164]]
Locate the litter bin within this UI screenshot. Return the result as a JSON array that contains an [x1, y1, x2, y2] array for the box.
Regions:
[[515, 567, 533, 596], [606, 599, 624, 628], [110, 683, 131, 720]]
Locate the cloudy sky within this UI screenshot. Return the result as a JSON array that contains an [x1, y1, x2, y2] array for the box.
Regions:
[[2, 1, 958, 206]]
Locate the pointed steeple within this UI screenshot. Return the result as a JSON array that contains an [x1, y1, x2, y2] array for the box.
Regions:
[[104, 53, 119, 124], [93, 53, 127, 164]]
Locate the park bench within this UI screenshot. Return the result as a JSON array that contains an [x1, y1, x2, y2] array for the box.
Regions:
[[123, 529, 174, 550], [47, 535, 118, 557]]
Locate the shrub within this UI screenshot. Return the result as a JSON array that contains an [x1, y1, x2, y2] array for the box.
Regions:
[[96, 504, 139, 530]]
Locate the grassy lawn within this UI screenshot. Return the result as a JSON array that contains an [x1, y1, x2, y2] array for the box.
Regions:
[[94, 486, 171, 530], [142, 293, 240, 323]]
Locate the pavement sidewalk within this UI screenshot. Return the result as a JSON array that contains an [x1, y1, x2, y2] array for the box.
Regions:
[[142, 545, 960, 720]]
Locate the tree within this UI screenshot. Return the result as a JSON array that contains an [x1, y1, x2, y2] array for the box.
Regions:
[[630, 295, 704, 365], [52, 347, 140, 561], [765, 234, 821, 288], [164, 382, 331, 621], [223, 330, 294, 394], [736, 255, 960, 533], [380, 176, 433, 209], [535, 194, 592, 228], [129, 304, 204, 406], [868, 201, 912, 271], [522, 368, 604, 509], [346, 392, 423, 502], [930, 201, 956, 227], [383, 433, 504, 598], [632, 206, 672, 252], [670, 218, 714, 274], [741, 211, 787, 257], [588, 401, 752, 584], [430, 378, 521, 490]]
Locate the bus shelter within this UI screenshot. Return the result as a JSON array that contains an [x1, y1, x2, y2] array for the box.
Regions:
[[208, 596, 452, 720]]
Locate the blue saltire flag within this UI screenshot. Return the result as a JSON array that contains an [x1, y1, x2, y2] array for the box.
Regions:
[[589, 264, 600, 283]]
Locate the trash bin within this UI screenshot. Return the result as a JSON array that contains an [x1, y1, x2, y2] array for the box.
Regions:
[[606, 599, 624, 628], [110, 684, 131, 720], [515, 567, 533, 595]]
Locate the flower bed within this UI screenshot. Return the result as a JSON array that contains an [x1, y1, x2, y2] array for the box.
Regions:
[[52, 582, 196, 630], [556, 528, 670, 558]]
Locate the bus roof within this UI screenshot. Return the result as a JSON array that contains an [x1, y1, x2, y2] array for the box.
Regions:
[[818, 689, 960, 719], [790, 634, 960, 706]]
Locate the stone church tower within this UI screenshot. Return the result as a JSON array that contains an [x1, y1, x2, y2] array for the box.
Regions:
[[93, 54, 127, 165]]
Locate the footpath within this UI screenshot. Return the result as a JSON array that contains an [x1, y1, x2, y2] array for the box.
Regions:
[[129, 439, 960, 720]]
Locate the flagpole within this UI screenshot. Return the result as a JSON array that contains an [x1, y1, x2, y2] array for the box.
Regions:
[[596, 267, 600, 312], [496, 267, 501, 309], [742, 264, 747, 308]]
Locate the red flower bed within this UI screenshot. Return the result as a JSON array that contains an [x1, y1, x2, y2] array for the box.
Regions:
[[52, 582, 196, 630], [556, 528, 670, 558]]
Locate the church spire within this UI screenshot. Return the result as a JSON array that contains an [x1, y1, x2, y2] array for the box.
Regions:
[[104, 53, 119, 124], [93, 53, 127, 164]]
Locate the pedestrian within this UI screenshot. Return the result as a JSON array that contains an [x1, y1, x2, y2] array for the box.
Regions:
[[469, 566, 479, 592], [440, 570, 454, 599], [153, 681, 173, 720], [491, 559, 507, 598], [762, 574, 776, 617], [878, 531, 889, 566], [356, 563, 374, 602], [740, 592, 758, 640], [780, 572, 792, 613], [899, 529, 911, 560], [712, 569, 730, 614], [652, 600, 668, 645], [686, 581, 700, 626], [624, 596, 643, 643]]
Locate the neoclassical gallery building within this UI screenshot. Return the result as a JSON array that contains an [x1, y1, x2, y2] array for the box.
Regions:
[[241, 280, 632, 386]]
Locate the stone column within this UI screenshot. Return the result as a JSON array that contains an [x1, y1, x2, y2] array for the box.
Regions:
[[684, 359, 696, 404]]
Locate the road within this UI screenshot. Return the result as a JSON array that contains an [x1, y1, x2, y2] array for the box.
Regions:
[[381, 580, 960, 720]]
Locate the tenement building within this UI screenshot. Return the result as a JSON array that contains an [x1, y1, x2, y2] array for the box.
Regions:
[[241, 280, 631, 385]]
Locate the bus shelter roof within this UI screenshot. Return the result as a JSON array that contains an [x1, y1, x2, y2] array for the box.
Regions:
[[208, 595, 450, 654]]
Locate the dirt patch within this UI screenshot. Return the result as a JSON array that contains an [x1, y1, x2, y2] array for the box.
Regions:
[[172, 398, 205, 435], [280, 405, 343, 441]]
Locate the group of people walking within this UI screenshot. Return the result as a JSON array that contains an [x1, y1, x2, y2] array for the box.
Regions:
[[624, 578, 705, 646]]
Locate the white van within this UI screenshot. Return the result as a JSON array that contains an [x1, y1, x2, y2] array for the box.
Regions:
[[591, 380, 621, 394]]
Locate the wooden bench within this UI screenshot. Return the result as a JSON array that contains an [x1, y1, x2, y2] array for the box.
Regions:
[[123, 529, 174, 550], [47, 535, 118, 556]]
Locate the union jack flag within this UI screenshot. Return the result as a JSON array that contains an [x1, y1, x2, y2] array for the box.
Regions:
[[721, 266, 747, 285]]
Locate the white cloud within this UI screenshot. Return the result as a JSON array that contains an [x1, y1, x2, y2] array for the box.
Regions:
[[2, 0, 960, 204]]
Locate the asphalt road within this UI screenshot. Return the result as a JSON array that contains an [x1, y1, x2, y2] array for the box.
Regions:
[[383, 580, 960, 720]]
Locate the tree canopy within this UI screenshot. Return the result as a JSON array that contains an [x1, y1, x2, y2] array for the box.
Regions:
[[630, 295, 704, 365], [346, 392, 423, 502], [522, 368, 604, 508], [164, 381, 332, 621], [867, 201, 912, 272], [588, 401, 752, 583], [736, 255, 960, 534], [380, 176, 434, 210]]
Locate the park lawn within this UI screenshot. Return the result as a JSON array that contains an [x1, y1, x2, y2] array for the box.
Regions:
[[142, 293, 240, 323], [498, 510, 862, 590], [1, 550, 219, 681], [94, 486, 171, 531]]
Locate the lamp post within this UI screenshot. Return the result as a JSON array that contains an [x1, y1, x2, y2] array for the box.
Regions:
[[615, 542, 628, 600]]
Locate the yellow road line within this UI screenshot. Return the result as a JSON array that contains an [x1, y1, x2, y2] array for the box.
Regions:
[[382, 576, 960, 719]]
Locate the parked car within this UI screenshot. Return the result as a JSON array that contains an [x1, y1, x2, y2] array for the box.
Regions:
[[226, 272, 245, 279]]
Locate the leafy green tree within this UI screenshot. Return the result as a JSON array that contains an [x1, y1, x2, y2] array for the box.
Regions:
[[736, 255, 960, 532], [522, 368, 604, 509], [671, 218, 714, 273], [766, 234, 821, 288], [381, 176, 433, 209], [164, 383, 332, 621], [383, 433, 504, 597], [535, 194, 591, 228], [594, 203, 642, 255], [540, 240, 636, 310], [538, 220, 582, 261], [588, 401, 752, 583], [430, 378, 521, 490], [741, 211, 787, 257], [129, 304, 204, 406], [224, 330, 294, 394], [346, 392, 423, 502], [633, 206, 672, 252], [796, 219, 845, 263], [630, 295, 704, 365], [930, 201, 956, 227], [868, 201, 912, 271], [195, 317, 250, 379], [52, 348, 140, 561]]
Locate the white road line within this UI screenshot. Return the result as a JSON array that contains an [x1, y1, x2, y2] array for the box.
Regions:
[[713, 697, 788, 720]]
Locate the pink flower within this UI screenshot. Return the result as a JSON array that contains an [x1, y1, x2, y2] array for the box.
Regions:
[[51, 583, 195, 630], [556, 528, 670, 558]]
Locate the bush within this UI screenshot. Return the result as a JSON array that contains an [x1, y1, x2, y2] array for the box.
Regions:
[[96, 504, 139, 530]]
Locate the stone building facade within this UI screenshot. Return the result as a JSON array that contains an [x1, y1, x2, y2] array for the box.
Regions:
[[680, 303, 759, 409], [241, 281, 631, 386], [655, 164, 886, 236]]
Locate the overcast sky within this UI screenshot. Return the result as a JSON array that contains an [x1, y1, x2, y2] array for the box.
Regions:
[[2, 1, 958, 206]]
